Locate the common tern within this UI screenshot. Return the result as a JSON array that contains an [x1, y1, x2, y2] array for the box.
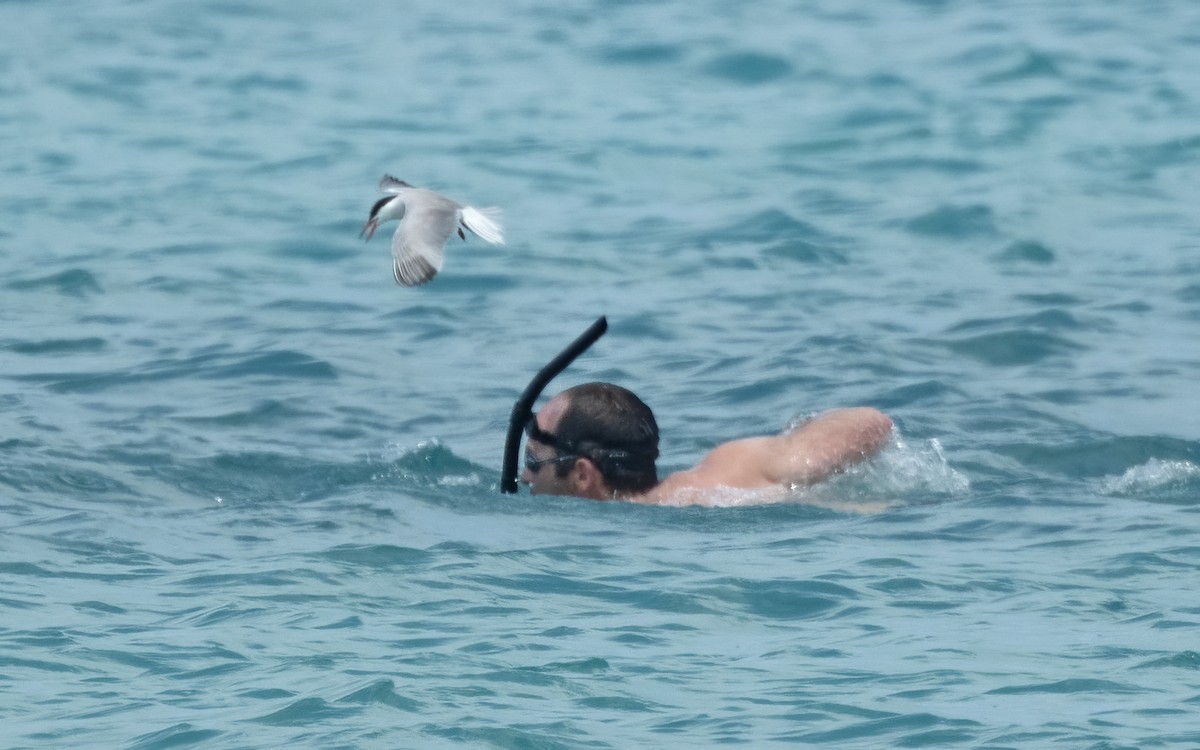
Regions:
[[360, 175, 504, 287]]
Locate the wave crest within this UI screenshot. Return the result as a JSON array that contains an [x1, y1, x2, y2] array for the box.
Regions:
[[1101, 459, 1200, 496], [374, 439, 488, 490]]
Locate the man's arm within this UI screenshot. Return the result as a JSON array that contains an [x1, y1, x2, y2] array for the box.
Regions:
[[679, 407, 893, 490], [765, 407, 893, 486]]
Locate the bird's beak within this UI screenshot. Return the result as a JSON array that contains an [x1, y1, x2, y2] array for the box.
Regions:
[[360, 217, 379, 241]]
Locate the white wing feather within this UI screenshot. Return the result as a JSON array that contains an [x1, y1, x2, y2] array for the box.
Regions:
[[459, 206, 505, 245]]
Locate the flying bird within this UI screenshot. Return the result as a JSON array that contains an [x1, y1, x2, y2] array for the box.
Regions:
[[360, 175, 504, 287]]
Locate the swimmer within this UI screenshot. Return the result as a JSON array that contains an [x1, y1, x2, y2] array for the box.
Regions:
[[520, 382, 893, 505]]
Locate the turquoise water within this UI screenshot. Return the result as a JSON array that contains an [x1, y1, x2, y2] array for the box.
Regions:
[[3, 1, 1200, 747]]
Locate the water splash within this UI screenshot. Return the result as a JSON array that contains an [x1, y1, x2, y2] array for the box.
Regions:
[[781, 434, 971, 512], [865, 436, 972, 496], [1100, 459, 1200, 496]]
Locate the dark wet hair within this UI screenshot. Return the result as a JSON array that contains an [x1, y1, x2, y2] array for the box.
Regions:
[[553, 382, 659, 492]]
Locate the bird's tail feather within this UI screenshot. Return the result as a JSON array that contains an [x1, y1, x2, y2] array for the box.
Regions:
[[460, 206, 505, 245]]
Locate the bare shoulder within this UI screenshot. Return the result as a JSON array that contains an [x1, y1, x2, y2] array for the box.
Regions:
[[670, 436, 782, 490]]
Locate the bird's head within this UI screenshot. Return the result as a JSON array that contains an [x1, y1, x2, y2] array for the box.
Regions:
[[360, 196, 402, 241]]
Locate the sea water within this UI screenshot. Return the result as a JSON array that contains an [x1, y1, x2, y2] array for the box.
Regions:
[[2, 1, 1199, 747]]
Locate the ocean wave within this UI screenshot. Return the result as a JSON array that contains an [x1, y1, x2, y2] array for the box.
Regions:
[[373, 439, 490, 490]]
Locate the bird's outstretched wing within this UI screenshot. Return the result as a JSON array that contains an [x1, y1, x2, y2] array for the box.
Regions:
[[391, 195, 458, 287]]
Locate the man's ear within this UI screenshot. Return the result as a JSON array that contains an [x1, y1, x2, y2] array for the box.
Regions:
[[569, 457, 609, 500]]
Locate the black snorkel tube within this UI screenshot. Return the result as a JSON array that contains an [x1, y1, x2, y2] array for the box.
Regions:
[[500, 315, 608, 493]]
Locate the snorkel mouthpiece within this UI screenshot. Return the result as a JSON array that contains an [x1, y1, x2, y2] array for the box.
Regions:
[[500, 316, 608, 494]]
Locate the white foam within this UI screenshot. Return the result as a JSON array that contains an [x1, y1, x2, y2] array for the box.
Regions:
[[1101, 459, 1200, 495], [380, 438, 442, 462], [437, 473, 486, 488]]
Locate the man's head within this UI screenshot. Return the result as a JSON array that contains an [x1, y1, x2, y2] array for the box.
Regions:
[[521, 382, 660, 499]]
